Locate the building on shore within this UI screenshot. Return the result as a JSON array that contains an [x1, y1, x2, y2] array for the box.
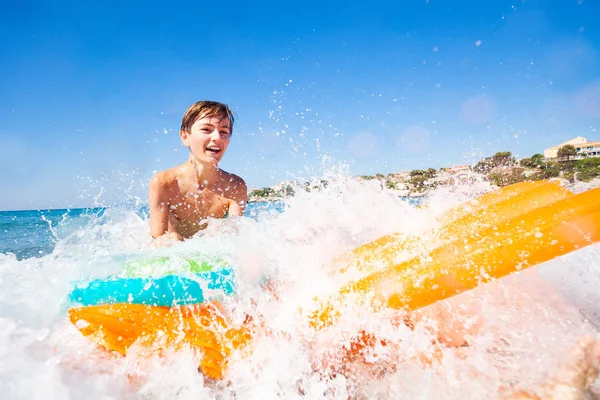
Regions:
[[544, 136, 600, 159]]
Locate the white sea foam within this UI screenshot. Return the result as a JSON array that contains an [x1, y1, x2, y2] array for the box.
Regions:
[[0, 175, 599, 399]]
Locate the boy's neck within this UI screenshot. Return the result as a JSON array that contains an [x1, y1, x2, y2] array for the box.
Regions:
[[189, 157, 219, 188]]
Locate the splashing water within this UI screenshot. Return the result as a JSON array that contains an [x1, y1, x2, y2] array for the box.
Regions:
[[1, 176, 599, 399]]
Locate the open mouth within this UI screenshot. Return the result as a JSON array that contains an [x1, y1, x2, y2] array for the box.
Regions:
[[206, 146, 221, 154]]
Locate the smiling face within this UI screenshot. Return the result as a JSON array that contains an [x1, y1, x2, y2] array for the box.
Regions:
[[180, 114, 231, 166]]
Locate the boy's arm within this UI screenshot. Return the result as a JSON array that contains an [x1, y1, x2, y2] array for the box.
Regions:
[[228, 177, 248, 217], [148, 174, 170, 238]]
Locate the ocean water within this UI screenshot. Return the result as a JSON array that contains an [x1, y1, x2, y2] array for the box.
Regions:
[[0, 202, 285, 261], [0, 177, 599, 399]]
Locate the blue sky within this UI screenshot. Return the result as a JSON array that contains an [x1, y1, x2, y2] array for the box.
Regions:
[[1, 0, 599, 210]]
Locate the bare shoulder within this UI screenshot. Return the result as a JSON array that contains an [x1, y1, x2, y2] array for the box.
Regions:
[[149, 167, 182, 200], [218, 170, 247, 199]]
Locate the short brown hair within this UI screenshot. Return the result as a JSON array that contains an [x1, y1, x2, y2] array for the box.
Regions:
[[180, 101, 235, 133]]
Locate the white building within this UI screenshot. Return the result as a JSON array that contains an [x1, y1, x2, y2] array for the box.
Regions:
[[544, 136, 600, 159]]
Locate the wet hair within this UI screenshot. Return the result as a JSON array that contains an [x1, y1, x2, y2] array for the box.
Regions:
[[180, 101, 236, 134]]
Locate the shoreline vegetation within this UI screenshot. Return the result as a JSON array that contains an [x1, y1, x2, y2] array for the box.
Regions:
[[248, 146, 600, 202]]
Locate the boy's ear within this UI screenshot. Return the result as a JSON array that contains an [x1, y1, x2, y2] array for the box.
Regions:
[[180, 129, 190, 147]]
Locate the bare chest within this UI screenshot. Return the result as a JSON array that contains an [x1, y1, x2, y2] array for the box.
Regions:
[[168, 190, 230, 235]]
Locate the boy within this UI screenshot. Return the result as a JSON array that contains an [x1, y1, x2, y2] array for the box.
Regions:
[[148, 101, 247, 244]]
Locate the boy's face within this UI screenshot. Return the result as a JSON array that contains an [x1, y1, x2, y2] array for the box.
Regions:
[[181, 113, 231, 166]]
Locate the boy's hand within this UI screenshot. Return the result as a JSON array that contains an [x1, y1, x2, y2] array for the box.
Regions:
[[151, 231, 183, 248]]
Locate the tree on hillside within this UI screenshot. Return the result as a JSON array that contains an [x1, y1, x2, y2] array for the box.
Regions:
[[519, 157, 534, 168], [531, 153, 544, 165], [488, 166, 526, 187], [385, 180, 398, 190], [491, 151, 515, 166], [474, 151, 516, 173], [250, 187, 276, 198], [557, 145, 577, 161], [520, 153, 545, 168], [408, 169, 437, 192], [410, 169, 437, 179]]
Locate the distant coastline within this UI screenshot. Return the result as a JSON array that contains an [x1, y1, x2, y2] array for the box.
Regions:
[[248, 149, 600, 202], [3, 147, 599, 212]]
